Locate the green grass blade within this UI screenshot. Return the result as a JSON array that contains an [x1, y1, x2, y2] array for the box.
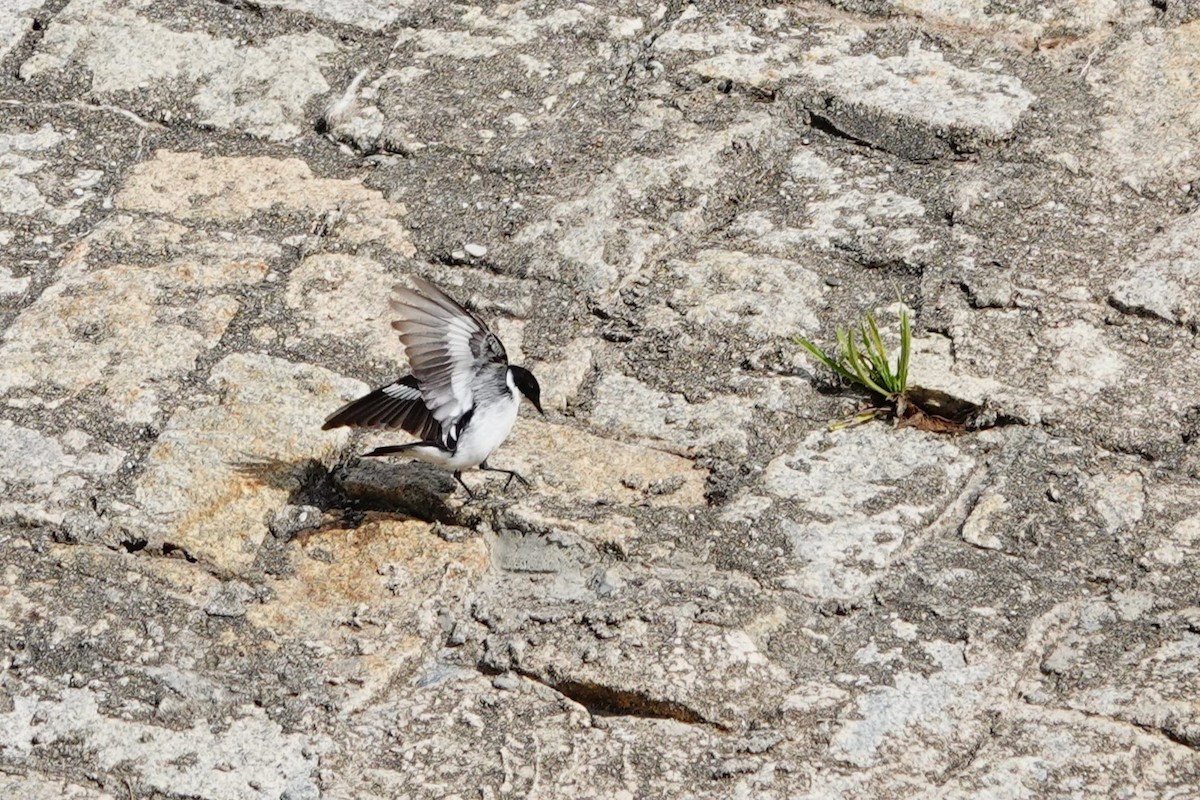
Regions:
[[865, 314, 887, 363], [836, 327, 851, 359], [837, 327, 868, 385], [862, 314, 894, 391], [797, 308, 912, 400], [795, 334, 857, 384], [844, 327, 888, 396], [897, 307, 911, 392]]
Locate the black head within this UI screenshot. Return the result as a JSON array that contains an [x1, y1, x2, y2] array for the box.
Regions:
[[509, 365, 544, 415]]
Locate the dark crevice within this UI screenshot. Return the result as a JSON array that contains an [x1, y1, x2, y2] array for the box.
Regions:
[[1106, 295, 1175, 325], [161, 542, 198, 563], [1093, 437, 1169, 464], [2, 0, 69, 79], [426, 250, 517, 280], [987, 411, 1030, 429], [120, 537, 149, 554], [833, 247, 926, 274], [1181, 406, 1200, 445], [513, 668, 722, 729], [807, 111, 880, 152], [1159, 723, 1200, 750]]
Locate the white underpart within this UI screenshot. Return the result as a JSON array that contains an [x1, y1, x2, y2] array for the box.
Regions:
[[405, 371, 521, 470]]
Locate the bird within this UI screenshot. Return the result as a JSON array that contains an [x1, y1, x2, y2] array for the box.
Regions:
[[322, 276, 543, 498]]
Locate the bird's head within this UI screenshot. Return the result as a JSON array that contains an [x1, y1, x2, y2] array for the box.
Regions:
[[509, 366, 544, 416]]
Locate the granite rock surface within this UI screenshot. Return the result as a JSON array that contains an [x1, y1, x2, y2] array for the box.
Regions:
[[2, 1, 1199, 797]]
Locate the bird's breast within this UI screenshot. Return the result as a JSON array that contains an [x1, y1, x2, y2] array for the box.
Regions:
[[447, 390, 520, 468]]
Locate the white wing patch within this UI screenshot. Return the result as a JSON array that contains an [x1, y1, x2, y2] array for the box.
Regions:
[[382, 382, 422, 400]]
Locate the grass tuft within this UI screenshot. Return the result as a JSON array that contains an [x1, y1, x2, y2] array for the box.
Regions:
[[795, 307, 912, 399], [796, 307, 990, 434]]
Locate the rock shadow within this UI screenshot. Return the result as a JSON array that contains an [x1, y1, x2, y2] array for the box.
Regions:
[[231, 456, 462, 529]]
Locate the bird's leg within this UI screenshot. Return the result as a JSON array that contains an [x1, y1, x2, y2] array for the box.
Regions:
[[479, 461, 530, 489], [453, 471, 476, 500]]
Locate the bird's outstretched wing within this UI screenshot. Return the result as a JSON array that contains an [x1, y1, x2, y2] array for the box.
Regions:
[[391, 276, 508, 445], [321, 374, 442, 440]]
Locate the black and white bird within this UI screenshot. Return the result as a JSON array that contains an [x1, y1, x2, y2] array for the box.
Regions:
[[322, 276, 543, 497]]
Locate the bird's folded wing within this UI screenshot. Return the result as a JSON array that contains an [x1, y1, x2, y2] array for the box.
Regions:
[[321, 375, 442, 440], [390, 276, 508, 441]]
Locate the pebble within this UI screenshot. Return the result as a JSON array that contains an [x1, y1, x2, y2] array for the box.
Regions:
[[464, 243, 488, 258], [269, 504, 323, 541]]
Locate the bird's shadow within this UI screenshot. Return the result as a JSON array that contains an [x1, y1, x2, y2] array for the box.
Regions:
[[231, 455, 464, 528]]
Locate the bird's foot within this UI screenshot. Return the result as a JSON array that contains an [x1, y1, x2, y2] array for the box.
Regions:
[[453, 471, 477, 500], [480, 461, 530, 490]]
